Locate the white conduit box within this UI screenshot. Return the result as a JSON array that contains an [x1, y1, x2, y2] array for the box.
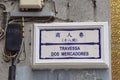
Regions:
[[32, 22, 110, 69], [20, 0, 44, 9]]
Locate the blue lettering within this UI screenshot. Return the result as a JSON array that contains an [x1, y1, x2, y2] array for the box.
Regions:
[[51, 52, 59, 56], [60, 46, 80, 50], [79, 32, 84, 38], [67, 33, 72, 37], [56, 33, 60, 38], [61, 52, 89, 56]]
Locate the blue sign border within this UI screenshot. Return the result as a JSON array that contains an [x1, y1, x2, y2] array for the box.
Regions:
[[39, 28, 101, 59]]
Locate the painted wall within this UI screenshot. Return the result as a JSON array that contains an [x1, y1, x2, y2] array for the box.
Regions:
[[0, 0, 110, 80]]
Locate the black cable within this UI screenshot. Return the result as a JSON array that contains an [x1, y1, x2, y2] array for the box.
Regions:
[[0, 29, 5, 40], [19, 39, 26, 62], [12, 58, 14, 66], [92, 0, 96, 8], [0, 3, 7, 40], [91, 0, 97, 21], [0, 3, 6, 10], [8, 58, 16, 80]]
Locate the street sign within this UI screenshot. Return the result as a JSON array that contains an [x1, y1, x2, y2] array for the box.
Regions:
[[33, 22, 110, 69], [40, 28, 100, 59]]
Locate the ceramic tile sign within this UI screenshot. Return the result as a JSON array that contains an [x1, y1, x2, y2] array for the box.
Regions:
[[40, 29, 100, 59], [33, 22, 110, 69]]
